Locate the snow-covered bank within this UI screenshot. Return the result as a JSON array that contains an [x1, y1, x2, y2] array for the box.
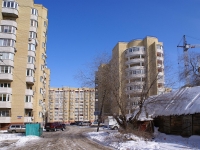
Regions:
[[86, 128, 200, 150]]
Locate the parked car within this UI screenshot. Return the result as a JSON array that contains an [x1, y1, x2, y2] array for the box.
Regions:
[[62, 124, 66, 129], [78, 121, 91, 126], [104, 116, 119, 130], [7, 124, 26, 133], [90, 121, 104, 127], [45, 122, 64, 132]]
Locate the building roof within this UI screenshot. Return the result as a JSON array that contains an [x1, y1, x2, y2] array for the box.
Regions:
[[132, 86, 200, 121]]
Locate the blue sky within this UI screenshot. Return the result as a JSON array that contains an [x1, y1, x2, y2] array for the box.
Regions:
[[34, 0, 200, 88]]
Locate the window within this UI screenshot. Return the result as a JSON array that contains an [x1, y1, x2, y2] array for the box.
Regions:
[[157, 45, 163, 50], [27, 56, 35, 64], [2, 1, 18, 9], [40, 88, 43, 94], [0, 110, 10, 117], [0, 39, 15, 47], [43, 32, 46, 37], [31, 8, 38, 16], [30, 19, 38, 27], [26, 69, 34, 76], [0, 66, 12, 73], [28, 43, 36, 51], [44, 21, 47, 27], [29, 31, 37, 39], [41, 65, 44, 71], [42, 42, 46, 48], [0, 94, 10, 101], [40, 76, 43, 82], [0, 53, 14, 60], [0, 83, 10, 88], [25, 95, 31, 102], [0, 26, 16, 34]]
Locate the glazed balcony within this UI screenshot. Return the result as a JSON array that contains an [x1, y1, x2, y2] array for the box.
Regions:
[[0, 101, 11, 108], [125, 66, 144, 72], [0, 117, 10, 123], [28, 50, 36, 57], [2, 1, 19, 18], [0, 87, 12, 94], [125, 50, 145, 58]]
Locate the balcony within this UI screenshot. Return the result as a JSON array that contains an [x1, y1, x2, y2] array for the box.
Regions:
[[0, 87, 12, 94], [24, 117, 33, 123], [0, 32, 16, 41], [125, 58, 144, 65], [1, 20, 17, 27], [0, 117, 10, 123], [25, 89, 33, 96], [0, 47, 15, 53], [28, 38, 37, 45], [126, 66, 144, 71], [126, 81, 144, 87], [125, 50, 145, 58], [27, 50, 35, 57], [2, 7, 18, 18], [30, 14, 38, 21], [0, 101, 11, 108], [0, 60, 14, 67], [27, 63, 35, 70], [30, 26, 37, 33], [157, 48, 164, 54], [24, 102, 33, 109], [157, 56, 164, 61], [26, 76, 35, 84], [0, 74, 13, 81]]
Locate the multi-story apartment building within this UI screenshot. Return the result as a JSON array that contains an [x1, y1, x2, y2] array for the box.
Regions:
[[0, 0, 50, 130], [48, 87, 95, 123], [95, 36, 165, 115]]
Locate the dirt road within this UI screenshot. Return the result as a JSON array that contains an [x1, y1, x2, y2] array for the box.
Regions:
[[6, 126, 113, 150]]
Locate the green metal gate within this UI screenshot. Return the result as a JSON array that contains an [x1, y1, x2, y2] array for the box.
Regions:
[[25, 123, 43, 136]]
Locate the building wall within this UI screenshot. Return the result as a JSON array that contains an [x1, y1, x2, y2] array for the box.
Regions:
[[48, 87, 95, 123], [96, 36, 165, 116], [0, 0, 50, 129]]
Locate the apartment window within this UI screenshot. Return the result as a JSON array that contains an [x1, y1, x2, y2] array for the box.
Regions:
[[25, 95, 31, 102], [44, 21, 47, 27], [28, 43, 36, 51], [0, 39, 15, 47], [40, 76, 43, 82], [2, 1, 18, 9], [29, 31, 37, 39], [42, 42, 46, 48], [0, 66, 12, 73], [39, 112, 43, 118], [0, 26, 16, 34], [27, 56, 35, 64], [0, 83, 10, 88], [26, 69, 34, 76], [30, 19, 38, 27], [40, 88, 43, 94], [31, 8, 38, 16], [0, 94, 10, 101], [43, 32, 46, 37], [0, 53, 14, 60], [0, 109, 10, 117]]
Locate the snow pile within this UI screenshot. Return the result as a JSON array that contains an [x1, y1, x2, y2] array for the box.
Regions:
[[0, 133, 24, 141], [86, 128, 200, 149], [15, 136, 40, 147]]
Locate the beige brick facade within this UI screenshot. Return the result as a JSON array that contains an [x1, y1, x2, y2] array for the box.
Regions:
[[0, 0, 50, 129]]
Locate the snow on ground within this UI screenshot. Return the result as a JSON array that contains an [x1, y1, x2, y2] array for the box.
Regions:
[[0, 131, 40, 149], [1, 128, 200, 150], [86, 128, 200, 150]]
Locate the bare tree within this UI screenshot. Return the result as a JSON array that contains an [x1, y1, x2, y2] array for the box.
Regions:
[[178, 52, 200, 87]]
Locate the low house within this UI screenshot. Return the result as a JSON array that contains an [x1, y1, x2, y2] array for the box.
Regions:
[[132, 86, 200, 137]]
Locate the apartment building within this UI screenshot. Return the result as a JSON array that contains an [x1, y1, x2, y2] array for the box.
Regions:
[[95, 36, 165, 115], [48, 87, 96, 123], [0, 0, 50, 129]]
